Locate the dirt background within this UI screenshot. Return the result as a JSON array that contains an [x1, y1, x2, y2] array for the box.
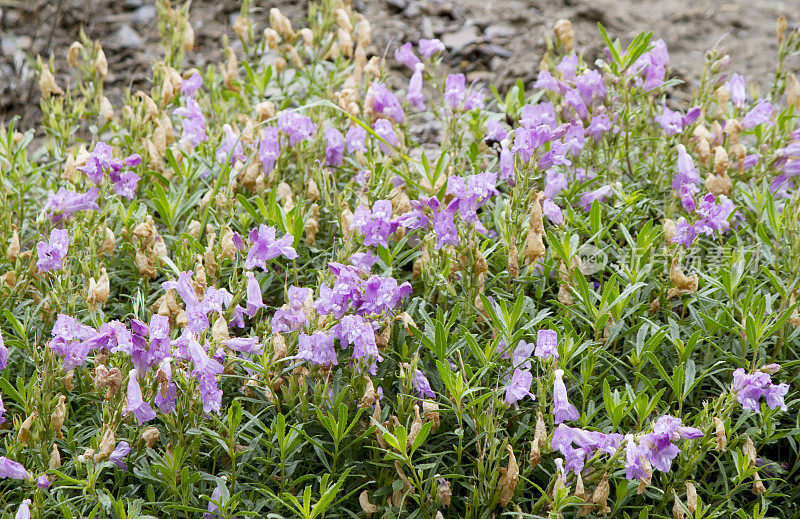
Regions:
[[0, 0, 796, 129]]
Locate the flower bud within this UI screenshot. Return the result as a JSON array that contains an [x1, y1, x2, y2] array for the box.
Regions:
[[263, 28, 280, 50], [553, 19, 575, 51], [18, 411, 36, 445], [338, 28, 353, 58], [95, 426, 116, 462], [183, 20, 195, 51], [39, 68, 64, 97], [663, 218, 676, 243], [672, 491, 684, 519], [356, 14, 371, 47], [336, 9, 353, 33], [7, 226, 20, 262], [142, 426, 160, 448], [50, 443, 62, 469], [87, 268, 110, 311], [359, 490, 378, 517], [93, 47, 108, 79], [50, 395, 67, 439], [787, 73, 800, 110], [592, 473, 611, 515], [255, 101, 276, 121], [298, 28, 314, 47], [67, 41, 83, 67], [233, 16, 250, 41], [99, 96, 115, 125], [686, 482, 697, 514], [714, 86, 729, 108], [777, 15, 787, 43], [714, 416, 727, 451]]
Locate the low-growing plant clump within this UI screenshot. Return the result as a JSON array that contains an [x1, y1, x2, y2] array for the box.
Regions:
[[1, 1, 800, 517]]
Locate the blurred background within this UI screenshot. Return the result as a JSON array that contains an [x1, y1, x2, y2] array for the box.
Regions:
[[0, 0, 794, 126]]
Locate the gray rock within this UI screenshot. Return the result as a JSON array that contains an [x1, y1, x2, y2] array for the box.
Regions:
[[125, 0, 144, 8], [117, 24, 143, 49], [484, 24, 516, 40], [132, 5, 157, 25], [442, 25, 480, 50]]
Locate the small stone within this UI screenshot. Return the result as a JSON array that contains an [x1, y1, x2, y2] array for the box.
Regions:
[[125, 0, 144, 7], [117, 25, 143, 49]]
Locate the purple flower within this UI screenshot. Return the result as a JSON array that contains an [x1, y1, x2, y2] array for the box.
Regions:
[[0, 327, 7, 372], [694, 194, 736, 236], [186, 334, 224, 415], [0, 393, 5, 426], [174, 97, 208, 149], [587, 111, 613, 141], [432, 206, 458, 248], [671, 217, 695, 248], [278, 111, 317, 146], [351, 200, 398, 248], [14, 499, 31, 519], [125, 369, 157, 424], [732, 368, 785, 412], [624, 434, 648, 480], [504, 368, 535, 405], [444, 73, 466, 110], [551, 424, 623, 475], [535, 329, 558, 360], [182, 72, 203, 97], [395, 42, 421, 69], [727, 73, 746, 109], [512, 125, 552, 162], [109, 441, 131, 470], [511, 340, 535, 370], [350, 251, 379, 272], [544, 170, 568, 199], [407, 63, 425, 111], [579, 185, 613, 211], [639, 415, 701, 473], [373, 119, 399, 153], [765, 383, 789, 411], [245, 225, 298, 270], [464, 89, 485, 111], [563, 123, 585, 156], [418, 38, 445, 58], [412, 370, 436, 399], [325, 127, 344, 167], [486, 120, 508, 143], [336, 314, 382, 371], [742, 100, 774, 129], [113, 171, 140, 199], [499, 141, 513, 181], [556, 55, 577, 81], [216, 124, 246, 165], [520, 102, 557, 130], [245, 272, 265, 318], [576, 69, 606, 104], [223, 337, 263, 355], [204, 484, 225, 519], [78, 141, 121, 184], [553, 368, 579, 423], [534, 69, 566, 94], [654, 106, 685, 136], [46, 187, 100, 223], [539, 141, 572, 170], [370, 83, 405, 123], [446, 171, 498, 231], [673, 144, 700, 190], [259, 127, 280, 177], [0, 457, 29, 480], [542, 199, 564, 225], [297, 331, 338, 365], [36, 474, 50, 489], [271, 286, 310, 333], [345, 125, 367, 153], [565, 89, 588, 119], [36, 228, 69, 272]]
